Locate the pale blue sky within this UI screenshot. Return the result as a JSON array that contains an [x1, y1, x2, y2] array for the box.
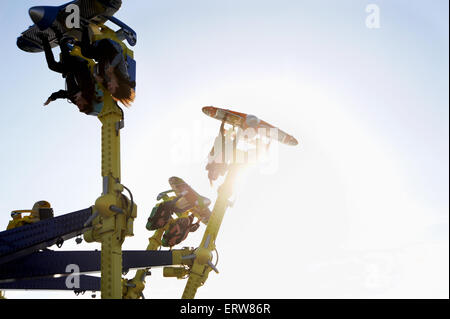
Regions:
[[0, 1, 448, 299]]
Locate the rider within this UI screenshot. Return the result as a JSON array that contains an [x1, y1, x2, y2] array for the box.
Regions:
[[40, 32, 97, 114], [162, 214, 199, 247], [206, 121, 231, 184], [78, 26, 135, 107]]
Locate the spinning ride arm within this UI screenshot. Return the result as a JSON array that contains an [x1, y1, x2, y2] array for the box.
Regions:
[[182, 164, 241, 299]]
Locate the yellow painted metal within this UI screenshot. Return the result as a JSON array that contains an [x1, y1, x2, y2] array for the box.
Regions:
[[122, 229, 195, 299], [7, 213, 38, 230], [182, 164, 241, 299], [147, 228, 166, 251], [122, 229, 163, 299], [6, 201, 52, 230], [163, 266, 190, 279], [83, 92, 136, 299], [172, 248, 195, 266], [99, 93, 122, 181]]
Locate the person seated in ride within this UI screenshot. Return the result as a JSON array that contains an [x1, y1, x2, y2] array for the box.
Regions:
[[146, 196, 186, 231], [78, 27, 135, 107], [206, 121, 232, 184], [39, 32, 97, 114], [162, 215, 200, 247]]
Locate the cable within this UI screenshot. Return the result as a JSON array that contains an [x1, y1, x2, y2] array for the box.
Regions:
[[122, 184, 134, 214], [214, 248, 219, 268], [118, 104, 124, 120]]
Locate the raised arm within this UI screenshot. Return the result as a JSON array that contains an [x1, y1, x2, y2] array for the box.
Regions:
[[44, 89, 69, 105], [40, 35, 64, 74], [79, 26, 97, 59]]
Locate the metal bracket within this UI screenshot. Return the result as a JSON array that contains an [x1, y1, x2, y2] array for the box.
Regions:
[[115, 120, 125, 135]]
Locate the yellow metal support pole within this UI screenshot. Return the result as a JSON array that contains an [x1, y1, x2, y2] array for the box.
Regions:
[[182, 164, 240, 299], [98, 93, 124, 299], [99, 94, 122, 181], [100, 226, 123, 299], [84, 93, 136, 299]]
